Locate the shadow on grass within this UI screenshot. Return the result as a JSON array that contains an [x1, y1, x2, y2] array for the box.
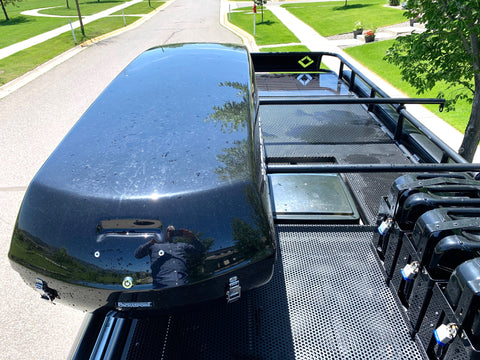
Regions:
[[0, 16, 32, 26], [256, 20, 276, 26], [84, 0, 125, 4], [333, 4, 373, 11]]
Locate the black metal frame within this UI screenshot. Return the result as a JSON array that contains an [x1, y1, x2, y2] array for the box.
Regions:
[[259, 98, 444, 109], [267, 163, 480, 174], [252, 51, 476, 169]]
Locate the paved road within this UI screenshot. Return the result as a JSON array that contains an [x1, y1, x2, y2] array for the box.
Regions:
[[0, 0, 240, 358]]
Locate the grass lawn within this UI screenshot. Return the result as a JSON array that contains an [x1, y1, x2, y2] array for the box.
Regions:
[[0, 0, 81, 48], [0, 16, 77, 48], [0, 16, 140, 86], [112, 0, 164, 15], [260, 45, 310, 52], [229, 7, 300, 46], [38, 0, 127, 16], [283, 0, 406, 37], [0, 0, 161, 86], [345, 40, 471, 133], [0, 0, 158, 49]]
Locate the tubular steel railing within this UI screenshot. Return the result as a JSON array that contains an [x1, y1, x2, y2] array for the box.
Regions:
[[251, 51, 471, 167]]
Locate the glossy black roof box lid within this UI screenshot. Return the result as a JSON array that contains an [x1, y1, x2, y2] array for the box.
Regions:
[[35, 43, 254, 197]]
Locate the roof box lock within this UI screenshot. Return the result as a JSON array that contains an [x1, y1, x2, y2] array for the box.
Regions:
[[226, 276, 241, 304]]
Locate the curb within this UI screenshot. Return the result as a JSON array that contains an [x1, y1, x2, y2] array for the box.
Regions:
[[80, 0, 173, 47], [220, 0, 259, 52], [0, 46, 85, 100]]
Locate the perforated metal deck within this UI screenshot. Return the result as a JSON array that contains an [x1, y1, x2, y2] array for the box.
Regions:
[[259, 103, 411, 224], [124, 225, 426, 359]]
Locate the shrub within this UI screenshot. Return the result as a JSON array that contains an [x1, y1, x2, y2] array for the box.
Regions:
[[353, 21, 363, 31]]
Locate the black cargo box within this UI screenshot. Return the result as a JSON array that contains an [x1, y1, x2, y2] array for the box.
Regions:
[[9, 44, 276, 311]]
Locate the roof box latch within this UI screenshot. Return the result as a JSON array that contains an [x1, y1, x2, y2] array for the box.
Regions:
[[226, 276, 241, 304]]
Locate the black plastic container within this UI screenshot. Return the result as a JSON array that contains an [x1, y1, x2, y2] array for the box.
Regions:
[[408, 234, 480, 333], [416, 259, 480, 359], [412, 208, 480, 266], [399, 188, 480, 231], [445, 258, 480, 319], [374, 173, 478, 260], [390, 208, 480, 308], [417, 283, 479, 359], [429, 234, 480, 279]]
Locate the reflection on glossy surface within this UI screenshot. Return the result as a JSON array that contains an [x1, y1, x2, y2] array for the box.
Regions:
[[134, 226, 206, 289], [8, 43, 275, 310]]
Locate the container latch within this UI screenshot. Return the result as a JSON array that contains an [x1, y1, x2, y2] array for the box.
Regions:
[[226, 276, 241, 304], [35, 278, 59, 303]]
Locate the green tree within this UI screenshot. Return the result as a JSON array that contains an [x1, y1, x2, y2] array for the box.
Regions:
[[0, 0, 22, 21], [231, 217, 264, 259], [385, 0, 480, 162], [214, 140, 250, 181], [206, 81, 249, 134], [206, 81, 254, 182]]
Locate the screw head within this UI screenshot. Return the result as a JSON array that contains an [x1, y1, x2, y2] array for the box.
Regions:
[[122, 276, 133, 289]]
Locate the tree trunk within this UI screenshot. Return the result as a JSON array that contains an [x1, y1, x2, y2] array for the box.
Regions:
[[0, 0, 9, 21], [458, 77, 480, 162], [75, 0, 85, 36]]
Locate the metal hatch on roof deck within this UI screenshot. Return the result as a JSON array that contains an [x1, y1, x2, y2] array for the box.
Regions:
[[268, 173, 360, 223]]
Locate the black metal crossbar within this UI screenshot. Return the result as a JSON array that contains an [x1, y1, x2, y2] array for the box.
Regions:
[[259, 97, 445, 111], [267, 163, 480, 174]]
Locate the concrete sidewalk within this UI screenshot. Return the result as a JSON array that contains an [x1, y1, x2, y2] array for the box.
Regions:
[[223, 1, 479, 162]]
